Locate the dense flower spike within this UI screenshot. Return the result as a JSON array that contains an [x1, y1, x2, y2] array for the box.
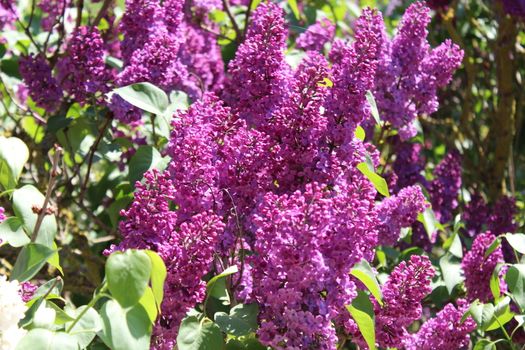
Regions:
[[391, 140, 427, 192], [154, 211, 223, 349], [375, 185, 428, 246], [56, 26, 108, 104], [223, 2, 291, 127], [296, 18, 335, 52], [374, 255, 435, 348], [462, 232, 506, 302], [373, 1, 463, 140], [325, 8, 383, 149], [404, 299, 477, 350], [19, 54, 63, 112], [428, 151, 462, 223], [487, 195, 518, 236], [19, 281, 37, 303]]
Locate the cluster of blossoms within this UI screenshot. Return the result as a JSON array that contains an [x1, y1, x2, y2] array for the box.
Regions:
[[461, 232, 507, 302], [111, 2, 465, 349], [0, 276, 27, 350], [404, 299, 477, 350], [371, 255, 435, 348], [372, 1, 463, 140], [0, 207, 5, 222]]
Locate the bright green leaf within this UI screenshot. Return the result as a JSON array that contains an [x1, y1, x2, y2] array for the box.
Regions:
[[365, 91, 380, 125], [356, 162, 389, 197], [350, 260, 383, 306], [505, 264, 525, 311], [66, 306, 102, 349], [139, 287, 158, 324], [113, 82, 169, 116], [15, 329, 79, 350], [0, 217, 29, 247], [0, 136, 29, 190], [106, 250, 152, 307], [505, 233, 525, 255], [288, 0, 300, 19], [355, 126, 366, 141], [439, 253, 464, 294], [98, 299, 152, 350], [12, 185, 57, 247], [145, 250, 167, 311], [346, 291, 376, 350]]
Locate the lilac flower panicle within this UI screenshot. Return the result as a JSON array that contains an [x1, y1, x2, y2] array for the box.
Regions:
[[19, 54, 63, 113], [428, 151, 462, 223], [296, 18, 335, 52], [404, 299, 476, 350], [325, 8, 383, 148], [373, 255, 435, 348], [373, 1, 463, 140], [0, 207, 5, 222], [223, 2, 291, 128], [57, 26, 108, 104], [38, 0, 69, 31], [462, 232, 506, 302], [0, 0, 16, 30], [376, 185, 428, 246], [487, 195, 518, 236]]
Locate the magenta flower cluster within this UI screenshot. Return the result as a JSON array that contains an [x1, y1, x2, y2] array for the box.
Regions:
[[462, 232, 507, 302], [373, 2, 463, 140], [113, 3, 449, 348]]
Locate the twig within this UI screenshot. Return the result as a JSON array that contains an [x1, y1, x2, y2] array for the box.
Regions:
[[222, 0, 242, 42], [78, 115, 112, 202], [32, 145, 63, 242], [92, 0, 113, 27]]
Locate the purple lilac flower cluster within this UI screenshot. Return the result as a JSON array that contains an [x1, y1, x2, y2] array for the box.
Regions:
[[404, 299, 477, 350], [296, 18, 335, 52], [19, 54, 63, 113], [372, 255, 435, 348], [502, 0, 525, 18], [462, 232, 507, 302], [0, 207, 5, 222], [114, 2, 464, 349], [373, 2, 463, 140]]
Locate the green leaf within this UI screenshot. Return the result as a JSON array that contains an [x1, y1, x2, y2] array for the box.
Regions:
[[0, 136, 29, 190], [356, 162, 389, 197], [177, 316, 224, 350], [225, 336, 268, 350], [207, 265, 238, 294], [485, 297, 514, 331], [65, 306, 102, 348], [98, 299, 152, 350], [288, 0, 300, 19], [214, 303, 259, 337], [490, 265, 502, 301], [439, 253, 464, 294], [466, 301, 495, 329], [443, 231, 463, 258], [355, 125, 366, 141], [505, 264, 525, 311], [128, 146, 166, 184], [15, 329, 79, 350], [505, 233, 525, 255], [113, 82, 169, 115], [106, 250, 152, 307], [11, 243, 56, 282], [473, 339, 496, 350], [417, 207, 442, 241], [0, 217, 29, 247], [365, 91, 381, 125], [139, 287, 158, 324], [12, 185, 57, 247], [347, 291, 376, 350], [350, 260, 383, 306], [484, 236, 501, 258], [145, 250, 167, 311]]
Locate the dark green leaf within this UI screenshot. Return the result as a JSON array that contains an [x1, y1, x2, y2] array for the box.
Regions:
[[127, 146, 166, 184], [505, 264, 525, 311], [11, 243, 56, 282]]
